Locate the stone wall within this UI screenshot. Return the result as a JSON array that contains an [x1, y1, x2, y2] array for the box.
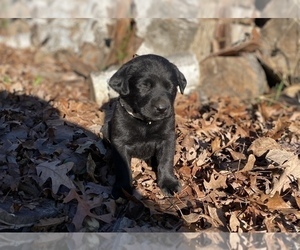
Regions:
[[0, 16, 299, 105], [1, 0, 299, 18]]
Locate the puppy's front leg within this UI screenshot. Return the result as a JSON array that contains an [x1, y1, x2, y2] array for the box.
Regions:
[[156, 135, 181, 196], [111, 145, 133, 198]]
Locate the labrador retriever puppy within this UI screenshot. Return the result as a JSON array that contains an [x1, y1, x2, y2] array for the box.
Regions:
[[103, 54, 186, 199]]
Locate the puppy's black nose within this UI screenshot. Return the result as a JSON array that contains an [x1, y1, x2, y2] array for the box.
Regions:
[[155, 99, 169, 113]]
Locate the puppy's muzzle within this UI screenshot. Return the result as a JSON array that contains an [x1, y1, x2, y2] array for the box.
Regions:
[[154, 98, 169, 114]]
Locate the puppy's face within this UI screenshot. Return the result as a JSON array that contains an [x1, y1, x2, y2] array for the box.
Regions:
[[109, 54, 187, 121]]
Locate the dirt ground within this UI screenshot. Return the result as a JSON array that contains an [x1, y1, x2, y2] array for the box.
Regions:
[[0, 44, 300, 232]]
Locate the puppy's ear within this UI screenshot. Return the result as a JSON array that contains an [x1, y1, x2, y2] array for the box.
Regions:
[[173, 65, 187, 94], [108, 65, 131, 96]]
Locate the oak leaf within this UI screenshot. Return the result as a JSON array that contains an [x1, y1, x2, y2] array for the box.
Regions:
[[36, 160, 75, 194]]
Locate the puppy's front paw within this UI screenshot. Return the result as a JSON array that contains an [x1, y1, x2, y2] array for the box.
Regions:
[[159, 177, 181, 197]]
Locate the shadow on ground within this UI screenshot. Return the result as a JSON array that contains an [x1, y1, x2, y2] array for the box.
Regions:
[[0, 90, 112, 232]]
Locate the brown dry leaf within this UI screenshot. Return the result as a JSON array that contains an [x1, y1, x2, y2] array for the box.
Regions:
[[227, 148, 247, 161], [211, 136, 221, 154], [203, 171, 227, 191], [270, 154, 300, 196], [195, 150, 209, 167], [238, 154, 255, 172], [266, 192, 291, 210], [180, 211, 202, 224], [197, 119, 221, 138], [178, 166, 192, 179], [181, 134, 195, 149], [207, 205, 226, 228], [141, 198, 185, 216], [294, 192, 300, 210], [186, 147, 197, 161], [248, 137, 281, 157], [266, 149, 294, 165], [289, 122, 300, 135], [36, 160, 75, 194], [265, 119, 290, 140], [276, 221, 289, 233], [63, 189, 112, 230], [191, 183, 205, 198], [229, 211, 240, 232], [178, 208, 221, 227], [235, 125, 249, 138], [263, 214, 278, 232]]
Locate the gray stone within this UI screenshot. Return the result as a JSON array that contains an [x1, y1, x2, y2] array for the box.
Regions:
[[261, 0, 300, 18], [199, 54, 269, 101], [0, 0, 296, 18], [259, 19, 300, 81], [136, 19, 199, 57], [89, 67, 119, 105]]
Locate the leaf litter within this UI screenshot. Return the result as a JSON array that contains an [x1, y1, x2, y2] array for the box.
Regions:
[[0, 45, 300, 232]]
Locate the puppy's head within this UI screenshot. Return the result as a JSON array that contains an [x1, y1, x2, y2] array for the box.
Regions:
[[108, 54, 187, 121]]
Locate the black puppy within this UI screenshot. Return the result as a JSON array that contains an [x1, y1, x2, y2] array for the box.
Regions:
[[104, 54, 186, 199]]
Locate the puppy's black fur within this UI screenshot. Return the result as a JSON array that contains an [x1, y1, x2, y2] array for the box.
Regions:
[[103, 54, 186, 199]]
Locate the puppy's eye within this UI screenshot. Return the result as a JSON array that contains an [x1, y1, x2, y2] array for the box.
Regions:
[[137, 81, 151, 91]]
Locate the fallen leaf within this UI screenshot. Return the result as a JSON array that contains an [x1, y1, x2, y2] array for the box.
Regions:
[[263, 214, 278, 232], [63, 189, 111, 230], [36, 160, 75, 194], [181, 134, 195, 149], [270, 154, 300, 196], [294, 192, 300, 210], [86, 153, 96, 182], [211, 136, 221, 153], [227, 148, 247, 161], [266, 149, 294, 165], [265, 119, 290, 140], [186, 147, 197, 161], [85, 182, 112, 195], [266, 192, 291, 210], [248, 137, 281, 157], [34, 217, 67, 228], [229, 211, 240, 232], [207, 205, 226, 228], [180, 212, 202, 224], [178, 166, 192, 179], [195, 150, 209, 167], [203, 171, 228, 191], [238, 154, 255, 172]]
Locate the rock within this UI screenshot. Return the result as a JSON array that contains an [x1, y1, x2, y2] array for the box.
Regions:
[[167, 52, 200, 94], [135, 0, 201, 18], [0, 19, 31, 48], [231, 22, 254, 45], [190, 19, 218, 63], [1, 0, 295, 18], [259, 19, 300, 83], [1, 17, 292, 104], [0, 0, 116, 18], [0, 33, 31, 48], [261, 0, 300, 17], [89, 67, 119, 105], [136, 19, 199, 56], [199, 54, 269, 101], [31, 19, 112, 53]]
